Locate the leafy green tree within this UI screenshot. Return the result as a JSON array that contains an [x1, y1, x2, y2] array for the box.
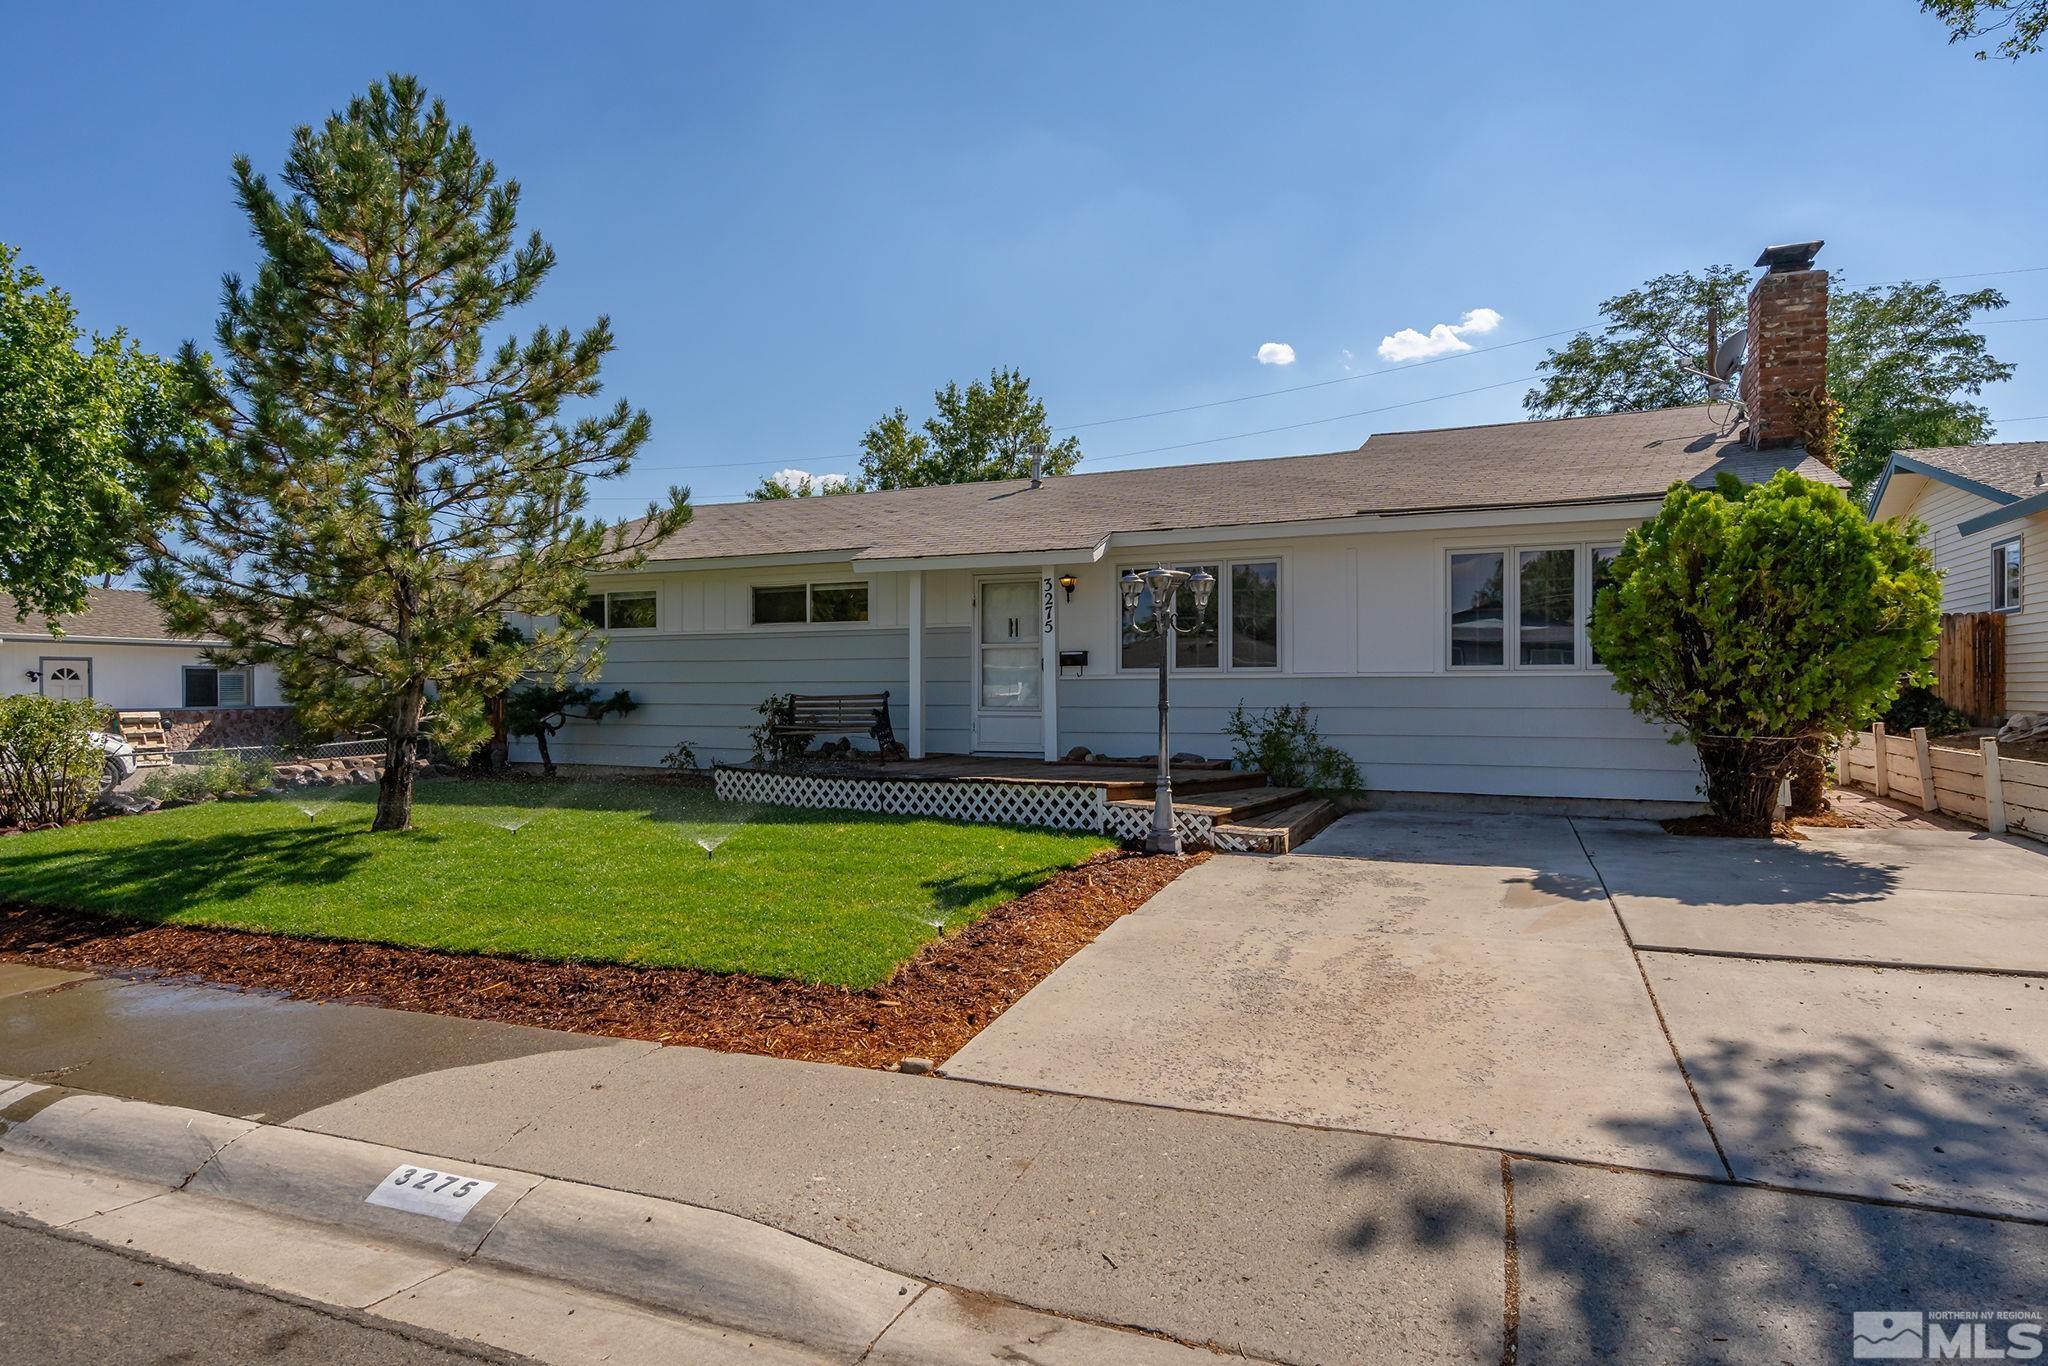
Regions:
[[1591, 472, 1941, 831], [1921, 0, 2047, 57], [1524, 267, 2012, 497], [747, 470, 851, 500], [145, 75, 688, 832], [857, 367, 1080, 489], [0, 244, 193, 625], [505, 681, 636, 777]]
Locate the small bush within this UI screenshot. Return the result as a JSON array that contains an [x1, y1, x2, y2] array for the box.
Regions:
[[660, 738, 700, 772], [1223, 702, 1362, 793], [1882, 685, 1972, 737], [0, 695, 108, 827], [749, 694, 806, 764], [140, 755, 276, 803]]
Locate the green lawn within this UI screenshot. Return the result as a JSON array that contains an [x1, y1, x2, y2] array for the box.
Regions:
[[0, 780, 1113, 988]]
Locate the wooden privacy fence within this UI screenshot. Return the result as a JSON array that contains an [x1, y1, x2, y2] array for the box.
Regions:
[[1934, 611, 2005, 725], [1839, 723, 2047, 842]]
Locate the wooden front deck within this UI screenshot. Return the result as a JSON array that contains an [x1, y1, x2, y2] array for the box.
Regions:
[[757, 754, 1251, 801]]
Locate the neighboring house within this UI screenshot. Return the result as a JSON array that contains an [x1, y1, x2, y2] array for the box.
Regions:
[[0, 588, 290, 750], [1869, 443, 2048, 714], [514, 242, 1840, 808]]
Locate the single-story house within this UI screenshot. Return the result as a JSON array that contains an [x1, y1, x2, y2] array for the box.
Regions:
[[1, 588, 290, 750], [1869, 442, 2047, 715], [513, 242, 1841, 809]]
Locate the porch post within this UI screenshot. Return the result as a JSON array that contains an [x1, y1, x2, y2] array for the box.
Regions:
[[907, 570, 926, 759], [1041, 563, 1059, 761]]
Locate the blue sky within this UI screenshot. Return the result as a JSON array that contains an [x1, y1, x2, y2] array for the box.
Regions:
[[5, 1, 2046, 512]]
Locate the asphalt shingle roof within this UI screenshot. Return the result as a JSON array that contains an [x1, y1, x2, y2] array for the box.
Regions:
[[635, 405, 1838, 565], [1898, 442, 2048, 502], [1, 587, 219, 643]]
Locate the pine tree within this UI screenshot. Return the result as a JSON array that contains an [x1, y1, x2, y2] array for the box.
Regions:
[[146, 76, 688, 831]]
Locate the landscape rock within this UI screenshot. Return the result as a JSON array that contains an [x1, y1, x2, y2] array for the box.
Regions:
[[1999, 713, 2048, 745], [1063, 746, 1092, 762]]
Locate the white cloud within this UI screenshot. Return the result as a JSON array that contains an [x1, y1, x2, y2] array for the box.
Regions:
[[1376, 307, 1503, 363], [1255, 341, 1296, 366], [767, 468, 849, 494]]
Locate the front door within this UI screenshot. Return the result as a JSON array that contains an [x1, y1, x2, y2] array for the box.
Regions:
[[40, 659, 91, 701], [974, 579, 1041, 753]]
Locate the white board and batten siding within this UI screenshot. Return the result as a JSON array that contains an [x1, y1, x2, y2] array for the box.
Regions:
[[1890, 477, 2047, 712], [525, 514, 1706, 807]]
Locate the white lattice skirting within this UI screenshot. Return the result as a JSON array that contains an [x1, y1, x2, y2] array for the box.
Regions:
[[713, 766, 1110, 833], [1102, 801, 1214, 847]]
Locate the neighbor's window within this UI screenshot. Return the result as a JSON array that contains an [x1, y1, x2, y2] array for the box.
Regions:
[[1588, 545, 1622, 666], [1993, 539, 2023, 611], [182, 666, 251, 709], [1518, 547, 1579, 667], [751, 581, 870, 625], [580, 590, 657, 630], [1118, 560, 1279, 671], [1449, 552, 1506, 666]]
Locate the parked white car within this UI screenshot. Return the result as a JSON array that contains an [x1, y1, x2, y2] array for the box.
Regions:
[[88, 731, 137, 795]]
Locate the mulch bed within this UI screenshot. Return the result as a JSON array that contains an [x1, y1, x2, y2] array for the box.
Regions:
[[0, 849, 1204, 1070], [1661, 799, 1869, 841]]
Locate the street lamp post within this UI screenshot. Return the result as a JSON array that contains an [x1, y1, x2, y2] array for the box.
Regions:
[[1119, 565, 1214, 855]]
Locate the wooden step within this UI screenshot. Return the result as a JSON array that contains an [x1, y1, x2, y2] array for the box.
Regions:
[[1210, 797, 1345, 855], [1099, 770, 1264, 801], [1117, 784, 1306, 824]]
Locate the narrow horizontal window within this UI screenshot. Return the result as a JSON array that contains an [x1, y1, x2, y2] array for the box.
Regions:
[[809, 582, 868, 623], [751, 584, 807, 625]]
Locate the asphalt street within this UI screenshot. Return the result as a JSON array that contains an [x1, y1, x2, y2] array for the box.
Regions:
[[0, 1217, 517, 1365]]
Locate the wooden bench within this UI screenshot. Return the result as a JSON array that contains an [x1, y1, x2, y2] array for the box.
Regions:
[[772, 692, 900, 758]]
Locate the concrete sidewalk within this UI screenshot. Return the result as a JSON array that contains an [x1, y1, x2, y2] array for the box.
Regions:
[[6, 965, 2048, 1363]]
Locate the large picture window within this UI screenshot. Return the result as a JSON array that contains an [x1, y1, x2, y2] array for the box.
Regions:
[[1118, 560, 1280, 671], [751, 581, 870, 626], [1449, 544, 1607, 670], [580, 590, 657, 630]]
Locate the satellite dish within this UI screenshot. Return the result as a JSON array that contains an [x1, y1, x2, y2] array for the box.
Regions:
[[1712, 327, 1747, 383]]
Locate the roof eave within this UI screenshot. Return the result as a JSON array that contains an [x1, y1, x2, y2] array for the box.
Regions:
[[1869, 452, 2021, 520], [1958, 488, 2048, 537]]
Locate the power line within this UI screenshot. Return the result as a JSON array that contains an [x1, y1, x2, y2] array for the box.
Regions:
[[585, 263, 2048, 493]]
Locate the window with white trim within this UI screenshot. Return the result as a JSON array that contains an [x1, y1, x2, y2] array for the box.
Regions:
[[580, 590, 657, 630], [183, 666, 252, 708], [1448, 545, 1586, 669], [1117, 560, 1280, 671], [750, 581, 869, 625], [1992, 539, 2023, 611], [1588, 545, 1623, 667]]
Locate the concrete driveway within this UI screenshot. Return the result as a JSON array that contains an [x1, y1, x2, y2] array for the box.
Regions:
[[944, 810, 2048, 1219]]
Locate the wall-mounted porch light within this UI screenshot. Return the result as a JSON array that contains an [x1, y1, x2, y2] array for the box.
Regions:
[[1057, 573, 1079, 602]]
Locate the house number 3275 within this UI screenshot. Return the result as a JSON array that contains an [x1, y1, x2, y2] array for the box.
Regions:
[[1042, 578, 1055, 634]]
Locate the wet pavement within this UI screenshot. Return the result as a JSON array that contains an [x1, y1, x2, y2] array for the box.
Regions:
[[0, 972, 619, 1122]]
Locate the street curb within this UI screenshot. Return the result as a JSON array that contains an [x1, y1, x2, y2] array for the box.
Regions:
[[0, 1081, 253, 1187], [0, 1078, 1239, 1364], [470, 1175, 918, 1360]]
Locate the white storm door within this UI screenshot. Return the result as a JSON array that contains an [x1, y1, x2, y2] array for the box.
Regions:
[[40, 659, 91, 701], [974, 579, 1042, 753]]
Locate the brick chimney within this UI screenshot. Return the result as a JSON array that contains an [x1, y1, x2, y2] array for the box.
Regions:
[[1740, 241, 1827, 450]]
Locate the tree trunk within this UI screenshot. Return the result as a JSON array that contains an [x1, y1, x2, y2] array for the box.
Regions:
[[1695, 735, 1796, 835], [535, 726, 556, 778], [372, 684, 427, 832], [1788, 741, 1829, 816]]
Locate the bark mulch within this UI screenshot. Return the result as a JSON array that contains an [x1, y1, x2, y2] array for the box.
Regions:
[[0, 849, 1205, 1071]]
